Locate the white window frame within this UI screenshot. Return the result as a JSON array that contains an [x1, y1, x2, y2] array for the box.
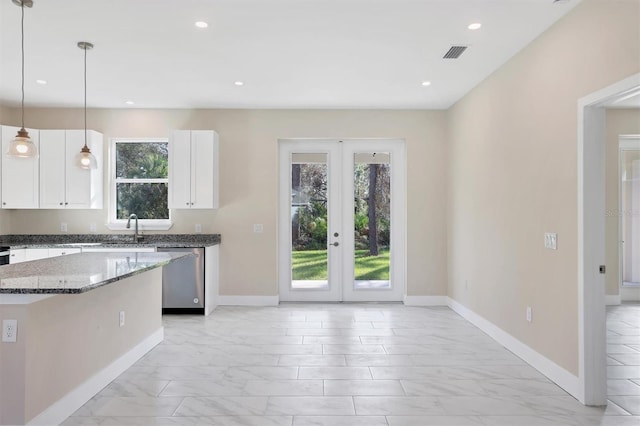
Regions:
[[107, 138, 173, 231]]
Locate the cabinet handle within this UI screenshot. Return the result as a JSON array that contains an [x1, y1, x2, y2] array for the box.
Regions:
[[186, 202, 189, 206], [2, 202, 5, 205], [65, 202, 68, 205], [191, 202, 194, 205], [59, 202, 63, 205]]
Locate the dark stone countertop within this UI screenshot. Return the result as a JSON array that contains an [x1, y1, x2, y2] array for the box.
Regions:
[[0, 233, 221, 249]]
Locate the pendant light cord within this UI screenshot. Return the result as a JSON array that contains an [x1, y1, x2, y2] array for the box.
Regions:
[[83, 42, 88, 149], [20, 1, 25, 129]]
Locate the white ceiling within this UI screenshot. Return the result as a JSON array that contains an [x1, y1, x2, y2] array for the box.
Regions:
[[0, 0, 581, 110]]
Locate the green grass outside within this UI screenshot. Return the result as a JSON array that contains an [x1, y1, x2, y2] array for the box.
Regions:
[[292, 249, 389, 280]]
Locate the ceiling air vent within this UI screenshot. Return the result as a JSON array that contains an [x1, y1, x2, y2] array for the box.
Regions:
[[443, 45, 468, 59]]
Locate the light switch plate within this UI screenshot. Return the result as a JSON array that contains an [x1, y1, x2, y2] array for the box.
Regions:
[[195, 224, 202, 233], [2, 319, 17, 342], [253, 224, 264, 233], [60, 222, 68, 233], [544, 232, 557, 250]]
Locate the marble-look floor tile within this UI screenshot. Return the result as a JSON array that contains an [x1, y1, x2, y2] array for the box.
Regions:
[[60, 304, 640, 425], [278, 355, 347, 366], [173, 396, 268, 416], [607, 379, 640, 395], [160, 380, 247, 397], [266, 396, 355, 415], [298, 366, 372, 379], [72, 397, 184, 417], [353, 396, 445, 415], [242, 380, 323, 396], [323, 379, 405, 395], [607, 395, 640, 414], [99, 380, 170, 397], [292, 416, 387, 426]]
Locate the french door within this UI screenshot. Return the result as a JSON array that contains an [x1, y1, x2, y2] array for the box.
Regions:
[[278, 139, 406, 302]]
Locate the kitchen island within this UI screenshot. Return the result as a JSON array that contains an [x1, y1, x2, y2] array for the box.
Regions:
[[0, 251, 188, 426]]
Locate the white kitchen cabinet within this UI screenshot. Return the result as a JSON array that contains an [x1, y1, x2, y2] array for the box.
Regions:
[[9, 249, 26, 264], [47, 248, 81, 257], [168, 130, 219, 209], [39, 129, 103, 209], [1, 125, 40, 209], [24, 248, 49, 262]]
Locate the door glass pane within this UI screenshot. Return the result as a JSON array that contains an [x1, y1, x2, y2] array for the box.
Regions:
[[291, 153, 329, 289], [621, 150, 640, 285], [353, 152, 391, 289]]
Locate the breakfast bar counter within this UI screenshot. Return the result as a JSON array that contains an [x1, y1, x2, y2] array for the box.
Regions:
[[0, 252, 184, 425]]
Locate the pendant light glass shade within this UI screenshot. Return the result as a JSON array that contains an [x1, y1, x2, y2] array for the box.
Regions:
[[7, 127, 38, 157], [7, 0, 38, 159], [77, 41, 97, 170], [75, 144, 97, 169]]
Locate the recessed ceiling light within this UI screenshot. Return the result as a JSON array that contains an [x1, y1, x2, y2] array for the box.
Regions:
[[36, 79, 47, 85], [468, 22, 482, 30], [195, 21, 208, 28], [125, 100, 135, 105], [421, 81, 431, 87], [234, 81, 244, 86]]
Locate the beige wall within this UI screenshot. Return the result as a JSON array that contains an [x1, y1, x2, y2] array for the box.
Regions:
[[0, 108, 448, 297], [447, 0, 640, 375], [605, 109, 640, 296]]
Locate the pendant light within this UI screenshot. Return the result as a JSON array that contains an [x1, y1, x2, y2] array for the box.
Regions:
[[6, 0, 38, 159], [75, 41, 97, 170]]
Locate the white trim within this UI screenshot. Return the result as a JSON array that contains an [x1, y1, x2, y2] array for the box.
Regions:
[[27, 327, 163, 426], [621, 285, 640, 302], [403, 295, 448, 306], [605, 294, 621, 306], [217, 295, 280, 306], [447, 298, 581, 399], [578, 72, 640, 405]]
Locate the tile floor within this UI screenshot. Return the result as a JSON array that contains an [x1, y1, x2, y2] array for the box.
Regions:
[[61, 303, 640, 425]]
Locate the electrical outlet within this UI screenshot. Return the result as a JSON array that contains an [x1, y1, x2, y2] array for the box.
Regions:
[[60, 222, 68, 233], [253, 224, 264, 233], [2, 319, 18, 342], [89, 222, 97, 233], [526, 307, 532, 323], [119, 311, 125, 327], [195, 224, 202, 233]]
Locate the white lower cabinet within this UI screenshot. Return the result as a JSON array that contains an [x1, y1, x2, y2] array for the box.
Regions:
[[10, 247, 82, 264], [9, 249, 26, 264]]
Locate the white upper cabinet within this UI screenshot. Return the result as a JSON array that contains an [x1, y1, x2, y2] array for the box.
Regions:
[[40, 129, 103, 209], [1, 125, 40, 209], [168, 130, 219, 209]]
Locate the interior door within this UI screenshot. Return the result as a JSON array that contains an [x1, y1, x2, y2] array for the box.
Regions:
[[279, 139, 406, 302]]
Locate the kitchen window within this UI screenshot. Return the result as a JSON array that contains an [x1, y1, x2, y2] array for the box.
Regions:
[[108, 138, 172, 230]]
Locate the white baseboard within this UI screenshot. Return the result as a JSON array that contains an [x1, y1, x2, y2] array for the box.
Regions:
[[447, 298, 581, 401], [606, 294, 621, 305], [621, 285, 640, 302], [403, 295, 449, 306], [27, 327, 164, 426], [217, 295, 280, 306]]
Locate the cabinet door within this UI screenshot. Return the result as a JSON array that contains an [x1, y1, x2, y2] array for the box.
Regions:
[[39, 130, 67, 209], [48, 248, 81, 257], [1, 125, 39, 208], [65, 130, 93, 208], [168, 130, 192, 209], [9, 249, 26, 264], [190, 131, 216, 209], [24, 248, 49, 261]]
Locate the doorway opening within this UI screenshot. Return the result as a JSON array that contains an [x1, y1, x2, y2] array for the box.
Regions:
[[619, 137, 640, 297]]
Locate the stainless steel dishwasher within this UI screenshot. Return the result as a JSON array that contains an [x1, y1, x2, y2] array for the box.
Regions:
[[157, 247, 205, 314]]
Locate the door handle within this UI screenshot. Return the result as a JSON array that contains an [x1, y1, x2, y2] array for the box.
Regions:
[[332, 242, 339, 247]]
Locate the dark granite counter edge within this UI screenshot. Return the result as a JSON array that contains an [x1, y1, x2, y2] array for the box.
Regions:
[[0, 234, 221, 249]]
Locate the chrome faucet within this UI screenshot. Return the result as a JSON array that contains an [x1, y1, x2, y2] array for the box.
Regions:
[[126, 213, 142, 242]]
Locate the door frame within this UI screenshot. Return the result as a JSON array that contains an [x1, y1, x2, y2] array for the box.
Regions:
[[578, 72, 640, 405], [278, 138, 407, 302], [618, 136, 640, 296]]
